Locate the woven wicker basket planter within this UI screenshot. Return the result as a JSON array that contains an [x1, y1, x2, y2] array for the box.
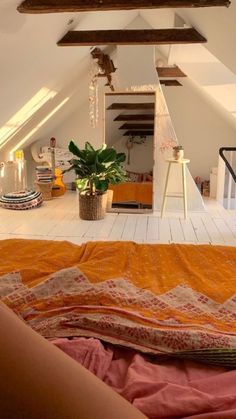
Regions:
[[79, 191, 107, 220]]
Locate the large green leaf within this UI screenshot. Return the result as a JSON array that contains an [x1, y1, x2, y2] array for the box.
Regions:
[[75, 178, 88, 191], [66, 141, 127, 195], [98, 143, 107, 152], [84, 151, 97, 166], [95, 179, 109, 192], [98, 148, 117, 163], [85, 142, 95, 152], [116, 152, 126, 163], [68, 141, 84, 159]]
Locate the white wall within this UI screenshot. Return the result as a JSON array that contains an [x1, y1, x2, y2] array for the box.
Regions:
[[40, 100, 104, 151], [24, 90, 105, 187], [163, 81, 236, 181]]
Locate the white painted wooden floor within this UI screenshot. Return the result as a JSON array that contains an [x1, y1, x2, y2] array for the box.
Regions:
[[0, 192, 236, 246]]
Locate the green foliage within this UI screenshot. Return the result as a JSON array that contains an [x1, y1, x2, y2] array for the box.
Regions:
[[65, 141, 127, 195]]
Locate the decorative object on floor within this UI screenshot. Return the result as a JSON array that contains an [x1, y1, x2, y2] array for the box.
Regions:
[[173, 145, 184, 160], [49, 137, 66, 197], [31, 141, 73, 171], [161, 158, 190, 219], [0, 159, 27, 195], [106, 189, 114, 211], [79, 191, 107, 220], [35, 166, 53, 183], [51, 168, 66, 197], [35, 165, 53, 200], [0, 190, 43, 210], [35, 181, 53, 201], [64, 141, 127, 220], [202, 180, 210, 197]]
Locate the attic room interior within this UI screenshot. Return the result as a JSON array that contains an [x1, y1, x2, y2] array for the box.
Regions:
[[0, 1, 236, 419]]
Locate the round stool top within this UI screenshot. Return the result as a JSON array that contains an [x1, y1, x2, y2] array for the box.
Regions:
[[166, 158, 190, 164]]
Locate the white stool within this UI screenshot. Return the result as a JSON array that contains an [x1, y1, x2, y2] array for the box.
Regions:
[[161, 158, 190, 219]]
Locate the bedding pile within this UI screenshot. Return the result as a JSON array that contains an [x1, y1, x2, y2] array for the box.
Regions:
[[52, 337, 236, 419], [0, 239, 236, 367]]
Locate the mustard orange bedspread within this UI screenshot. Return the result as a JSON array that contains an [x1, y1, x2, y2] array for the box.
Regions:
[[109, 182, 152, 205], [1, 239, 236, 364]]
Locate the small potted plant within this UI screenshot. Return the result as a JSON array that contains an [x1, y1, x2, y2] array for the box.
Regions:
[[173, 145, 184, 160], [64, 141, 127, 220]]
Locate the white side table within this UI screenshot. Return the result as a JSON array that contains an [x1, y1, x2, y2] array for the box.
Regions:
[[161, 158, 190, 219]]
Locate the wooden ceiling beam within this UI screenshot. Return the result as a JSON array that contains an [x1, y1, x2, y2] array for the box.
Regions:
[[17, 0, 231, 14], [107, 103, 155, 110], [157, 66, 186, 78], [106, 92, 155, 96], [119, 123, 154, 130], [160, 79, 182, 86], [123, 131, 154, 136], [114, 114, 154, 121], [58, 28, 207, 46]]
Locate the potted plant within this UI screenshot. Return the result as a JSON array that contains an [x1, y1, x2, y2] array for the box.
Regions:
[[65, 140, 127, 220], [173, 145, 184, 160]]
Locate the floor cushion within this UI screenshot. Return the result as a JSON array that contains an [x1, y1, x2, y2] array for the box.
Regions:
[[0, 190, 43, 210]]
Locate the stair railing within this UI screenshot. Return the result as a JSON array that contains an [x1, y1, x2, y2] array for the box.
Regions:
[[217, 147, 236, 209]]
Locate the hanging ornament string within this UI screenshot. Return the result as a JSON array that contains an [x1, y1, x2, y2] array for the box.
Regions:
[[89, 59, 100, 128]]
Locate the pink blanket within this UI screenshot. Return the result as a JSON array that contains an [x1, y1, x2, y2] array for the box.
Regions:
[[52, 337, 236, 419]]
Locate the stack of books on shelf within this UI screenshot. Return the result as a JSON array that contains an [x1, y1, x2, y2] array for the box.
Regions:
[[36, 166, 53, 183]]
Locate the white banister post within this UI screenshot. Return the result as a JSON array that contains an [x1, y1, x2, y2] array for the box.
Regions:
[[226, 151, 233, 209], [216, 154, 226, 206]]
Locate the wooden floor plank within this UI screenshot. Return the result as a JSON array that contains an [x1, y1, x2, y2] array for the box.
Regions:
[[147, 216, 159, 241], [134, 216, 148, 243], [96, 214, 117, 238], [159, 218, 171, 243], [169, 218, 185, 243], [201, 214, 224, 244], [216, 209, 236, 237], [180, 218, 197, 243], [122, 215, 138, 241], [84, 219, 107, 238], [108, 214, 127, 240], [190, 215, 210, 244], [212, 218, 236, 245]]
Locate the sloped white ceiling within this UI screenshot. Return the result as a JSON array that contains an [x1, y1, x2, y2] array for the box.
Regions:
[[0, 2, 139, 157], [141, 5, 236, 127], [176, 2, 236, 75], [0, 1, 236, 159], [0, 1, 137, 128]]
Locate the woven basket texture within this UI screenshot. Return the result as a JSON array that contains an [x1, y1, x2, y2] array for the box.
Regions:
[[79, 192, 107, 220], [35, 182, 53, 201]]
